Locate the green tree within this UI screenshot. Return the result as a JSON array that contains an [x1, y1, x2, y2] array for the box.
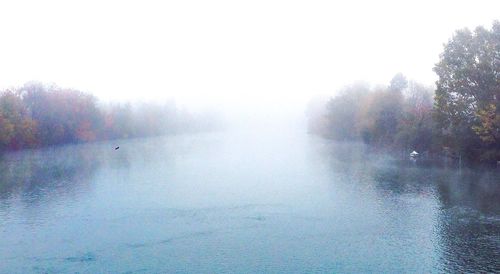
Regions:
[[389, 73, 408, 92], [323, 82, 370, 140], [396, 82, 435, 152], [433, 21, 499, 162], [358, 87, 403, 146]]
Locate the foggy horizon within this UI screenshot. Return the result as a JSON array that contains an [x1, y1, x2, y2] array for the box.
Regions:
[[1, 1, 499, 273], [1, 0, 499, 112]]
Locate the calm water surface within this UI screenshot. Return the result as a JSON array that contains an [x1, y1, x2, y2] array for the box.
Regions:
[[1, 128, 499, 273]]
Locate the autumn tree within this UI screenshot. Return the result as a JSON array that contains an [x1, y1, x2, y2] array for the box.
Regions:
[[433, 21, 499, 162], [0, 90, 37, 149], [19, 82, 102, 145], [0, 82, 213, 152]]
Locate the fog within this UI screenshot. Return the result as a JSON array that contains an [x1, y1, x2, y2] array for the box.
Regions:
[[1, 0, 499, 121], [1, 2, 499, 273]]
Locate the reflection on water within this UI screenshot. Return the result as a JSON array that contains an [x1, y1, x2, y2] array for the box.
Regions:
[[321, 141, 500, 273], [0, 142, 128, 210], [0, 130, 499, 273]]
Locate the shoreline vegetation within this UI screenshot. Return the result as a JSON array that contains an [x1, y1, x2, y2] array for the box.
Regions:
[[1, 22, 498, 167], [307, 21, 499, 166], [0, 82, 222, 152]]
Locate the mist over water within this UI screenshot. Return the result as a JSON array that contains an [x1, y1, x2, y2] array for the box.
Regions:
[[0, 121, 498, 273], [1, 0, 499, 272]]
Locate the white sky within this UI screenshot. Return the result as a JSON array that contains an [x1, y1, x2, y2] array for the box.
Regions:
[[0, 0, 499, 111]]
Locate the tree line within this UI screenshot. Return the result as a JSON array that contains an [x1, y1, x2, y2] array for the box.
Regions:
[[307, 21, 499, 164], [0, 82, 221, 151]]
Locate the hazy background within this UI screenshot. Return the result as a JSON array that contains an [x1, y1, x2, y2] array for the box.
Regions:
[[1, 0, 499, 121], [1, 2, 499, 272]]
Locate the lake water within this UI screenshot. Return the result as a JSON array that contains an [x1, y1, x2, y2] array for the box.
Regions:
[[1, 127, 499, 273]]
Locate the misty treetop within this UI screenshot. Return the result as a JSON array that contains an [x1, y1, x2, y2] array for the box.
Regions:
[[434, 21, 499, 162], [0, 82, 221, 151], [308, 21, 499, 164], [308, 78, 435, 152]]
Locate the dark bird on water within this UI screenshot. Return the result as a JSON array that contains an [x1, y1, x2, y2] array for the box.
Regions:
[[115, 146, 120, 150]]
